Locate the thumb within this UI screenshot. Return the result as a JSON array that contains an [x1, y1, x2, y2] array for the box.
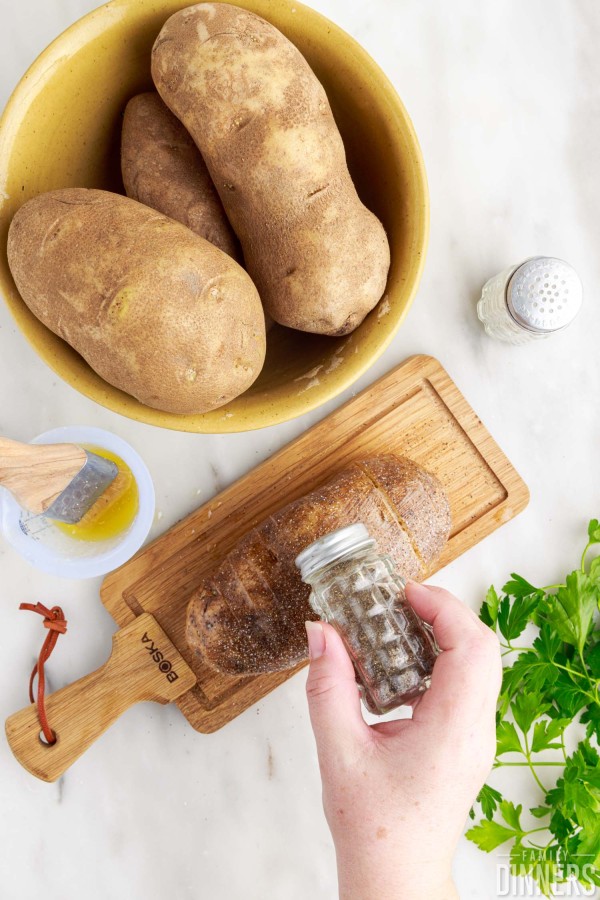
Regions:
[[305, 621, 367, 764]]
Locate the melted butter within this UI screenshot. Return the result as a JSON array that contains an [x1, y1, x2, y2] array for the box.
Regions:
[[54, 446, 139, 542]]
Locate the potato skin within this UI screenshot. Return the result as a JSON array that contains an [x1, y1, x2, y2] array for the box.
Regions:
[[121, 92, 241, 260], [152, 3, 390, 336], [7, 189, 266, 415], [186, 455, 450, 675]]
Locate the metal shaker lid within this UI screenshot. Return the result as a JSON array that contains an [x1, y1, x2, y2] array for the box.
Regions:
[[295, 523, 374, 582], [506, 257, 583, 333]]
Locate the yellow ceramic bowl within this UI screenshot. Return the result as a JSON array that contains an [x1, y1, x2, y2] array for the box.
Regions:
[[0, 0, 428, 433]]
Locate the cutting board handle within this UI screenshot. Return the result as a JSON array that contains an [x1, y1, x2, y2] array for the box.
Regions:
[[5, 613, 196, 782]]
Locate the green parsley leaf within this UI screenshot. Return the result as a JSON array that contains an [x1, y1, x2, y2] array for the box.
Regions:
[[502, 651, 558, 700], [580, 866, 600, 888], [543, 571, 596, 654], [476, 783, 503, 821], [479, 585, 500, 628], [497, 592, 541, 642], [510, 844, 559, 895], [495, 720, 524, 755], [588, 519, 600, 544], [529, 805, 550, 819], [575, 809, 600, 867], [512, 691, 550, 734], [588, 554, 600, 588], [502, 573, 540, 599], [586, 641, 600, 678], [549, 807, 573, 843], [467, 523, 600, 895], [581, 704, 600, 743], [532, 621, 563, 662], [579, 738, 600, 768], [465, 819, 516, 852], [549, 669, 589, 718], [499, 800, 523, 831], [546, 758, 600, 820], [531, 718, 569, 753]]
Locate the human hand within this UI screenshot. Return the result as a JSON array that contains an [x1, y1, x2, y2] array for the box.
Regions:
[[304, 581, 502, 900]]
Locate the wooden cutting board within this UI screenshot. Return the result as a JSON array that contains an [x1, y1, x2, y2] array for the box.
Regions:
[[102, 353, 529, 728], [6, 355, 529, 781]]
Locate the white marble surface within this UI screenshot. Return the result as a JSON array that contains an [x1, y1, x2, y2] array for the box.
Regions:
[[1, 1, 599, 898]]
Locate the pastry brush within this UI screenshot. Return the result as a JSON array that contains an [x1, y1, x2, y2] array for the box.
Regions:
[[0, 437, 119, 524]]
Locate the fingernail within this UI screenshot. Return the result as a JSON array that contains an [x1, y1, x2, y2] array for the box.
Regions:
[[305, 620, 325, 660]]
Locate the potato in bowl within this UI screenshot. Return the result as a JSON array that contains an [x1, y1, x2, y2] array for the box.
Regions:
[[0, 0, 428, 433], [152, 3, 390, 337], [7, 188, 266, 415]]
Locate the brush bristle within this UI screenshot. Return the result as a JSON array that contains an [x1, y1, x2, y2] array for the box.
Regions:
[[76, 468, 133, 527]]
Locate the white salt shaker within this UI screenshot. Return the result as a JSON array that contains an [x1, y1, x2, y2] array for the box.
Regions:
[[477, 257, 583, 344]]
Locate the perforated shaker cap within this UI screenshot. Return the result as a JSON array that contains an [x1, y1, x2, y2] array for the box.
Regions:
[[506, 257, 583, 334], [295, 523, 374, 582]]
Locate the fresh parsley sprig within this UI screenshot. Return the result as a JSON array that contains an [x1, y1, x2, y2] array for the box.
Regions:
[[466, 520, 600, 896]]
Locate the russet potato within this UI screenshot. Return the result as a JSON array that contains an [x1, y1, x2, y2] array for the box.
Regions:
[[152, 3, 391, 336], [7, 189, 266, 415], [121, 92, 240, 260]]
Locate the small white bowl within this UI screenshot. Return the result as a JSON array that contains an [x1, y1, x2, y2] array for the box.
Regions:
[[0, 426, 155, 578]]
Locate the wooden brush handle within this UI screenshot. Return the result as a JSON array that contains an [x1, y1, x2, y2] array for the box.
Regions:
[[0, 437, 87, 514], [5, 614, 196, 782]]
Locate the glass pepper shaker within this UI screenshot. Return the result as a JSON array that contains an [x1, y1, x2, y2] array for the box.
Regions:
[[477, 256, 583, 344], [295, 523, 439, 714]]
